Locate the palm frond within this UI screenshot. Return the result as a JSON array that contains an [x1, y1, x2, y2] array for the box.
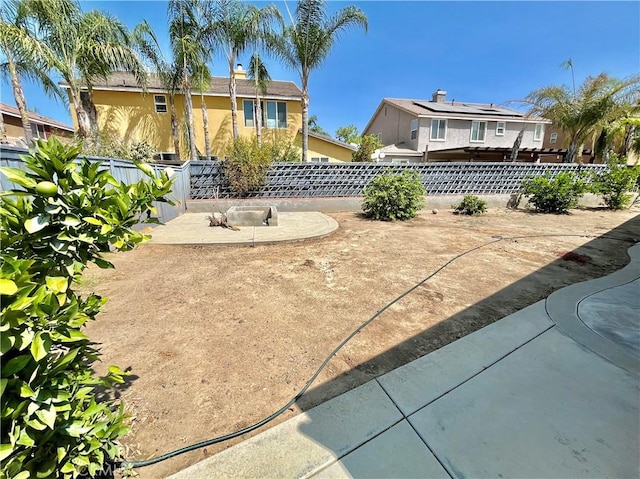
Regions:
[[247, 51, 271, 94]]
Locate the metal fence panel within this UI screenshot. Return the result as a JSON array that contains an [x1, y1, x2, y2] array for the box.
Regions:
[[0, 146, 189, 224], [189, 161, 607, 199]]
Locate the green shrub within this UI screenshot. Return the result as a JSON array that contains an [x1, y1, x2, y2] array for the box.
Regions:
[[223, 136, 273, 196], [263, 133, 301, 163], [352, 135, 384, 162], [0, 138, 174, 478], [80, 129, 156, 163], [520, 171, 589, 214], [362, 170, 426, 221], [453, 195, 487, 215], [590, 154, 640, 209]]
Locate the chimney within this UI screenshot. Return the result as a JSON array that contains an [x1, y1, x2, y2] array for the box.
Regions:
[[234, 63, 246, 79], [432, 89, 447, 103]]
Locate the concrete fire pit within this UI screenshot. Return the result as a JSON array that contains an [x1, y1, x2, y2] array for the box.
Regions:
[[226, 205, 278, 227]]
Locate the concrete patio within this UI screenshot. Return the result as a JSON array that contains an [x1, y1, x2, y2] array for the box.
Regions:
[[148, 211, 338, 245], [169, 243, 640, 479]]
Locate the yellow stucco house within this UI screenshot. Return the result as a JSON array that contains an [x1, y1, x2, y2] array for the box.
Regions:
[[62, 69, 355, 162]]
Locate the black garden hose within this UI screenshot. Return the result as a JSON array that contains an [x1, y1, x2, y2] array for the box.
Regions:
[[122, 232, 635, 469]]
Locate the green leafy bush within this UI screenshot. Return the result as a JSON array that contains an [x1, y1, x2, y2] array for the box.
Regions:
[[352, 135, 384, 162], [80, 129, 156, 163], [263, 133, 301, 163], [223, 136, 273, 196], [362, 170, 426, 221], [590, 154, 640, 209], [453, 195, 487, 215], [520, 171, 589, 214], [0, 138, 174, 478]]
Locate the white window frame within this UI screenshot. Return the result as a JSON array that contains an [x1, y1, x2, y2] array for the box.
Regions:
[[496, 121, 506, 136], [311, 157, 330, 163], [470, 121, 487, 143], [265, 101, 287, 129], [154, 95, 167, 113], [550, 132, 558, 144], [410, 119, 418, 140], [534, 123, 544, 141], [30, 123, 47, 139], [430, 119, 446, 141], [243, 99, 255, 127]]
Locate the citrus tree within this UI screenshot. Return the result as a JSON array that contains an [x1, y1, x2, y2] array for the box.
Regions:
[[0, 138, 174, 477]]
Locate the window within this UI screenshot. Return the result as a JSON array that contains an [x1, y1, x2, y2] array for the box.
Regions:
[[243, 100, 255, 127], [470, 121, 487, 142], [496, 121, 506, 136], [410, 119, 418, 140], [154, 95, 167, 113], [30, 123, 46, 139], [310, 157, 329, 163], [265, 101, 287, 128], [534, 123, 544, 141], [431, 119, 446, 140], [550, 132, 558, 144]]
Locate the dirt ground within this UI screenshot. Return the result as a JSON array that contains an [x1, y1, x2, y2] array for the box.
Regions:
[[80, 207, 640, 478]]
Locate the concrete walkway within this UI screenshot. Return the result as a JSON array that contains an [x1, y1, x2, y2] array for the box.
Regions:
[[170, 244, 640, 479], [149, 212, 338, 245]]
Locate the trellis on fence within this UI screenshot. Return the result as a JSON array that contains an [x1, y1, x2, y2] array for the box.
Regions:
[[189, 161, 607, 199]]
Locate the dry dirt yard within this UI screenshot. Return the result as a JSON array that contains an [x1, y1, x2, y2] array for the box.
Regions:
[[80, 207, 640, 478]]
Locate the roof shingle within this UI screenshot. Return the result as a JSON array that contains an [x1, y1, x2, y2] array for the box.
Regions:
[[61, 72, 302, 99], [0, 102, 74, 131]]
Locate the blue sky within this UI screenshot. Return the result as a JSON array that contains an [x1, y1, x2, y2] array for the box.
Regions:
[[2, 1, 639, 137]]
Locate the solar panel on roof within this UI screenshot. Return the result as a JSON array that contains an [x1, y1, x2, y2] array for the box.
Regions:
[[412, 101, 524, 117]]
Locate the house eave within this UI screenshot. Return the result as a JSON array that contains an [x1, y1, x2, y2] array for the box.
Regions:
[[416, 112, 551, 124], [302, 129, 358, 151]]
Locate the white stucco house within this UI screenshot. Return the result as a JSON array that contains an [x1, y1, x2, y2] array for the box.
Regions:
[[363, 90, 557, 163]]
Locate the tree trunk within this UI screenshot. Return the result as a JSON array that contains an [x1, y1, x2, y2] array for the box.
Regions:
[[255, 91, 263, 146], [82, 90, 98, 133], [70, 87, 92, 138], [229, 59, 239, 139], [183, 77, 197, 161], [510, 128, 524, 162], [7, 54, 33, 143], [565, 141, 579, 163], [301, 80, 309, 162], [622, 124, 635, 157], [201, 92, 211, 160], [0, 111, 5, 137], [170, 98, 181, 162]]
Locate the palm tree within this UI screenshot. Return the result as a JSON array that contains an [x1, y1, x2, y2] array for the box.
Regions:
[[167, 0, 198, 160], [267, 0, 367, 162], [192, 61, 213, 160], [309, 115, 328, 135], [520, 73, 640, 163], [133, 20, 183, 161], [247, 52, 270, 145], [0, 0, 62, 143], [206, 0, 281, 140], [168, 0, 209, 161], [5, 0, 146, 138]]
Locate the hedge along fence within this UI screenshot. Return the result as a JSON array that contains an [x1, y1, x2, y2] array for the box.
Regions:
[[0, 145, 190, 224], [190, 160, 608, 199]]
